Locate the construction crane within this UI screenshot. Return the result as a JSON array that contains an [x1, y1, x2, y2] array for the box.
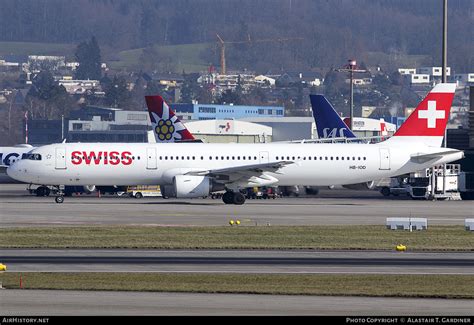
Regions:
[[216, 33, 303, 75]]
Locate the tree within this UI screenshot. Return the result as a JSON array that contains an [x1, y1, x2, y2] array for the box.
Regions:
[[104, 75, 130, 108], [74, 36, 102, 80], [180, 72, 199, 103], [24, 71, 74, 120], [216, 89, 243, 105]]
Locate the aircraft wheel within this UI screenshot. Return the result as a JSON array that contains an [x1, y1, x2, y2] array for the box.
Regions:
[[55, 196, 64, 204], [222, 191, 233, 204], [232, 192, 246, 205], [36, 186, 48, 197], [381, 187, 391, 197]]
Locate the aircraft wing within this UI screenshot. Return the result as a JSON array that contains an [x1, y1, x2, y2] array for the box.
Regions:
[[184, 161, 294, 186], [410, 150, 463, 163]]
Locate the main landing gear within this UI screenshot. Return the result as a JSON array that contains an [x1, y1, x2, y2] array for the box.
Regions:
[[222, 191, 246, 205]]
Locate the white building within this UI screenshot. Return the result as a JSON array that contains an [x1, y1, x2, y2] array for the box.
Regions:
[[183, 119, 272, 143], [348, 78, 373, 85], [404, 73, 430, 84], [453, 73, 474, 85], [398, 68, 416, 75], [418, 66, 451, 77], [254, 75, 276, 87], [59, 78, 101, 95], [241, 117, 315, 142], [342, 117, 396, 138], [27, 55, 66, 73]]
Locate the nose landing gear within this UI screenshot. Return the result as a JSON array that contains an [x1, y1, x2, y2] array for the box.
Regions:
[[53, 185, 65, 204]]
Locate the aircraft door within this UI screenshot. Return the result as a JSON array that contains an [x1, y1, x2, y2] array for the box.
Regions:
[[259, 151, 269, 164], [55, 148, 67, 169], [146, 148, 157, 169], [379, 148, 390, 170]]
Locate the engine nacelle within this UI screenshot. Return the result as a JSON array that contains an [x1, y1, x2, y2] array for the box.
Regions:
[[173, 175, 211, 198], [84, 185, 96, 194], [342, 181, 376, 190]]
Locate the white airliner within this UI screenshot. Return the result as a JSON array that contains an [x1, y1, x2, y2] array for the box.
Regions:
[[0, 144, 35, 167], [7, 83, 463, 204]]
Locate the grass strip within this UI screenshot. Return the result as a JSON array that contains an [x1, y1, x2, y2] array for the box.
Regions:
[[0, 225, 472, 251], [1, 273, 473, 299]]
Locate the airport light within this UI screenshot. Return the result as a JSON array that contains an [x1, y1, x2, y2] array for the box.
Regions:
[[335, 59, 367, 131]]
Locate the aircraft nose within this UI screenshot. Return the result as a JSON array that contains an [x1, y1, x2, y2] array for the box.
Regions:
[[6, 162, 23, 181]]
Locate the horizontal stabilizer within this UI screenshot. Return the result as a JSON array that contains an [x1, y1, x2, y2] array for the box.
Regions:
[[410, 150, 463, 163]]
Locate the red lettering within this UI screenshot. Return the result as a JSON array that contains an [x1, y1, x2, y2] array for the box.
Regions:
[[72, 150, 132, 165], [121, 151, 132, 165], [109, 151, 120, 165], [82, 151, 92, 165], [71, 151, 82, 165], [92, 152, 102, 165]]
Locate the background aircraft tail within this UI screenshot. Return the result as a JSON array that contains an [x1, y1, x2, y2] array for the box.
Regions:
[[145, 96, 196, 142], [310, 95, 356, 139], [386, 83, 456, 147]]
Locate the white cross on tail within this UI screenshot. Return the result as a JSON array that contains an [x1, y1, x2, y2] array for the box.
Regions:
[[418, 100, 445, 128]]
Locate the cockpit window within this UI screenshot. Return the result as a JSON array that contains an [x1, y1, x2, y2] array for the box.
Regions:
[[21, 153, 42, 160]]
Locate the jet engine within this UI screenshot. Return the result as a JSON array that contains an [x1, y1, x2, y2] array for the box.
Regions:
[[84, 185, 96, 194], [342, 180, 376, 191], [173, 175, 211, 198]]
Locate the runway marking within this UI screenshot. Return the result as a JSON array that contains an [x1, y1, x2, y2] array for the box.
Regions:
[[7, 270, 474, 275]]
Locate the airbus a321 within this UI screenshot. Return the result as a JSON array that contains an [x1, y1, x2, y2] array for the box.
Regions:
[[7, 83, 463, 204]]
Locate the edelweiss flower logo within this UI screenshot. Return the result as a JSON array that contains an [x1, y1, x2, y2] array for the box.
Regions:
[[150, 103, 188, 142], [156, 119, 175, 141]]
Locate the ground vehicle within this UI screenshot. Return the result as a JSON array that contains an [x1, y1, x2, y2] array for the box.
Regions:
[[127, 185, 162, 198], [380, 164, 461, 200]]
